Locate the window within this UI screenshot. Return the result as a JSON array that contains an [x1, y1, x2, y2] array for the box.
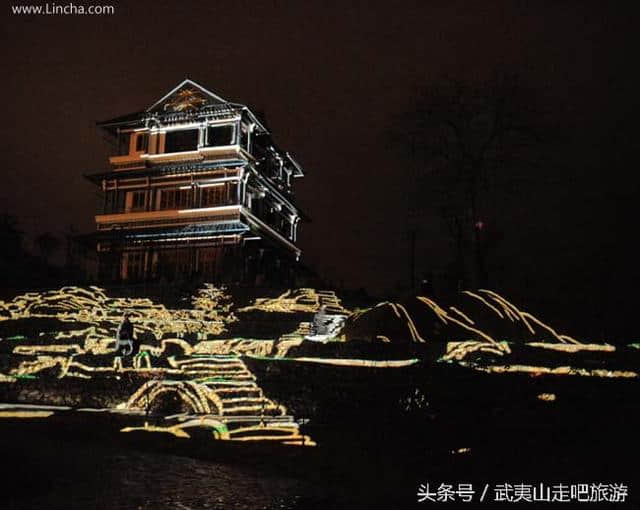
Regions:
[[103, 191, 116, 214], [174, 249, 192, 275], [206, 124, 234, 146], [128, 190, 146, 212], [229, 182, 238, 202], [201, 185, 226, 207], [164, 129, 199, 153], [198, 247, 218, 276], [158, 249, 192, 280], [104, 190, 127, 214], [159, 188, 191, 210], [135, 133, 148, 153], [126, 252, 146, 280]]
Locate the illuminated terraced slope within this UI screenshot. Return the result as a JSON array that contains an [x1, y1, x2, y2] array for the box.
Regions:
[[1, 284, 637, 448], [344, 290, 638, 379], [0, 285, 352, 445]]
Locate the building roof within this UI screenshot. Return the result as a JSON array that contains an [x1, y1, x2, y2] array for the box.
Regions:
[[97, 79, 268, 135], [146, 78, 228, 112], [96, 111, 146, 133]]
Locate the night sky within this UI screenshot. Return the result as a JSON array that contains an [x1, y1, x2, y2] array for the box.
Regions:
[[1, 1, 638, 337]]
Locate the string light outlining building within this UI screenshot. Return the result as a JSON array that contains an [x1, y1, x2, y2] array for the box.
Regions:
[[86, 79, 307, 283]]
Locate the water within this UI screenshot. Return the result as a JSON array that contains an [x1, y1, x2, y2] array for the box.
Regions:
[[5, 440, 310, 510]]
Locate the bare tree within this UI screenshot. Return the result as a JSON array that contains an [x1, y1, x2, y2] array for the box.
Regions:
[[398, 73, 545, 289]]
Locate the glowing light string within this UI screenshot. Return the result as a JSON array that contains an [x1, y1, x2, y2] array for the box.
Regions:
[[441, 341, 510, 361], [478, 289, 580, 344], [448, 306, 475, 325], [0, 286, 237, 341], [0, 282, 317, 445], [395, 303, 426, 343], [0, 411, 54, 418], [417, 296, 502, 347], [359, 302, 426, 343], [246, 355, 420, 368], [238, 288, 350, 315], [526, 342, 614, 353], [461, 362, 637, 379], [461, 290, 504, 319]]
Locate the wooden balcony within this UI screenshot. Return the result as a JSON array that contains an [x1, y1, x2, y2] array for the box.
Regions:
[[96, 205, 242, 230], [109, 146, 248, 169]]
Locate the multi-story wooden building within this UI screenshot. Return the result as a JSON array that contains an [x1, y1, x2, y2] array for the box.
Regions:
[[86, 79, 306, 284]]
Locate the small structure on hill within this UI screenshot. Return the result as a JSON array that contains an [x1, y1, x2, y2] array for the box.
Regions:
[[306, 305, 348, 342]]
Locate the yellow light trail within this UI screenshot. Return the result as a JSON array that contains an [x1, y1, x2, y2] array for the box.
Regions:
[[417, 296, 501, 346], [461, 362, 637, 378], [478, 289, 581, 344]]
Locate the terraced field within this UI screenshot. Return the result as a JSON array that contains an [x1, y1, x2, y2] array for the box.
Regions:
[[0, 285, 352, 445]]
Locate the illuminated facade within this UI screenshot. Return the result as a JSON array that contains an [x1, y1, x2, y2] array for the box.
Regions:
[[86, 79, 306, 283]]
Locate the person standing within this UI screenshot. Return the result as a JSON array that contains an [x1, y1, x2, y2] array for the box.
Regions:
[[116, 313, 135, 356]]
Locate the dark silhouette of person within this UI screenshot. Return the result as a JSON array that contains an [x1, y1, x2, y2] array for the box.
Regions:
[[116, 313, 135, 356]]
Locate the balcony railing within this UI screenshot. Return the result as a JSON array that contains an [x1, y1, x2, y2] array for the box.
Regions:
[[96, 205, 242, 230], [109, 145, 248, 168]]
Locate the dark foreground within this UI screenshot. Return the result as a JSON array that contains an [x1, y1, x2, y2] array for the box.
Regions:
[[2, 360, 639, 510]]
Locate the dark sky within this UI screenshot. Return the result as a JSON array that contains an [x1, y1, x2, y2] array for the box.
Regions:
[[1, 1, 639, 334]]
